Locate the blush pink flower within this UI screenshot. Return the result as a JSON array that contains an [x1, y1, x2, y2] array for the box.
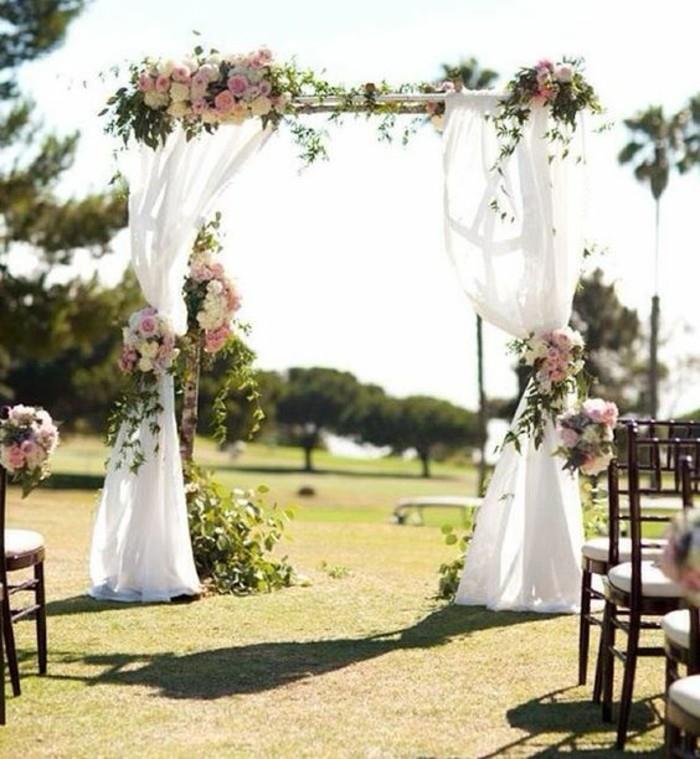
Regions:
[[214, 90, 235, 113], [258, 80, 272, 97], [155, 74, 171, 93], [139, 316, 157, 335], [204, 325, 232, 354], [7, 444, 26, 470], [172, 65, 192, 84], [191, 98, 208, 115], [137, 73, 155, 92], [560, 427, 579, 448], [227, 74, 249, 97]]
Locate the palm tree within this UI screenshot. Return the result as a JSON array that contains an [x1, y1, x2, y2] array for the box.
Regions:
[[618, 106, 686, 418], [440, 58, 499, 495]]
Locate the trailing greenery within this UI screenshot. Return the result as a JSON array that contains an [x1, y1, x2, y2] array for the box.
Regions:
[[436, 524, 470, 601], [185, 463, 295, 595]]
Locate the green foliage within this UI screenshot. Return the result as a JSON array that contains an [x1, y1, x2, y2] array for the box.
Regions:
[[440, 58, 499, 91], [436, 524, 469, 601], [356, 391, 480, 478], [0, 0, 84, 98], [571, 268, 654, 412], [185, 464, 295, 595], [619, 105, 687, 200], [319, 561, 350, 579], [276, 367, 364, 471]]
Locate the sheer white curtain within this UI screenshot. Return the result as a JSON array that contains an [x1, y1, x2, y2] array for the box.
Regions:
[[443, 92, 587, 612], [90, 123, 270, 602]]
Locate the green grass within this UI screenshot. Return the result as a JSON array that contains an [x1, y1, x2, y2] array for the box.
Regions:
[[0, 437, 666, 756]]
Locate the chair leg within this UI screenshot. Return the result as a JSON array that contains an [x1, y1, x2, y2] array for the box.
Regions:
[[665, 654, 680, 754], [0, 599, 5, 725], [1, 594, 19, 697], [601, 601, 616, 723], [35, 562, 46, 675], [592, 623, 604, 704], [578, 568, 592, 686], [616, 611, 641, 750]]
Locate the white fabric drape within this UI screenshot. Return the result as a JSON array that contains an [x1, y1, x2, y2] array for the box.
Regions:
[[90, 123, 270, 602], [443, 92, 587, 612]]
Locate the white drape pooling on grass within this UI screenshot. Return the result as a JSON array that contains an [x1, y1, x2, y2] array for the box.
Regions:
[[89, 123, 270, 602], [443, 92, 587, 613]]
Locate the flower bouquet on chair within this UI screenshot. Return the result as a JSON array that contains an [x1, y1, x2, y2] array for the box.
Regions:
[[555, 398, 619, 476], [0, 405, 59, 496], [660, 509, 700, 599]]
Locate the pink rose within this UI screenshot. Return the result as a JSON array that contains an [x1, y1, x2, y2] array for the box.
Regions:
[[6, 444, 26, 471], [139, 316, 157, 335], [190, 71, 209, 96], [204, 325, 232, 354], [560, 427, 579, 448], [21, 440, 43, 468], [210, 262, 224, 278], [583, 398, 619, 427], [137, 73, 155, 92], [172, 65, 191, 84], [155, 74, 171, 93], [258, 80, 272, 97], [214, 90, 234, 113], [191, 98, 208, 115], [536, 58, 554, 71], [227, 74, 249, 96], [257, 47, 273, 64]]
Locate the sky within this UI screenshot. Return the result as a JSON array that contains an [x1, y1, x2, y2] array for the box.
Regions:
[[12, 0, 700, 415]]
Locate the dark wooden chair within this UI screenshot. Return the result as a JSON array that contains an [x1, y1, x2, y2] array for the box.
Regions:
[[0, 415, 48, 697], [579, 420, 697, 697], [600, 422, 697, 750], [662, 455, 700, 757]]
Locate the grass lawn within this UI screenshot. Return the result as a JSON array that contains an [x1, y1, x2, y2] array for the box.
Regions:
[[0, 437, 666, 757]]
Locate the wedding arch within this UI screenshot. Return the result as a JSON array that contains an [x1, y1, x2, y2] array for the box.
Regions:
[[90, 47, 611, 612]]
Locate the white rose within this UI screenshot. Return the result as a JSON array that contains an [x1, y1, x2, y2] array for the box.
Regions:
[[167, 101, 190, 118], [199, 63, 220, 82], [206, 53, 222, 66], [169, 82, 190, 102], [138, 357, 154, 373], [144, 91, 169, 109], [250, 96, 272, 116], [140, 341, 159, 359], [554, 63, 573, 83], [157, 58, 176, 77], [208, 280, 224, 295]]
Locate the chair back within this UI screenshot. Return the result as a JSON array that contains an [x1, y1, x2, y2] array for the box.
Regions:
[[0, 406, 8, 569], [608, 421, 697, 605]]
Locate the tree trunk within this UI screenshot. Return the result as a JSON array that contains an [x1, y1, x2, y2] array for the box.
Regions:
[[476, 314, 487, 496], [419, 450, 431, 478], [303, 445, 314, 473], [649, 198, 661, 419], [179, 336, 202, 466]]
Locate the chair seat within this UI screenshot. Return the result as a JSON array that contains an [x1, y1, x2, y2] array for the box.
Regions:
[[670, 674, 700, 718], [607, 560, 681, 598], [582, 537, 666, 563], [662, 609, 690, 649], [5, 528, 44, 560]]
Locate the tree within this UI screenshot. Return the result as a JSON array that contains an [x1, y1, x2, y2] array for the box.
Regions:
[[571, 268, 653, 412], [358, 394, 480, 478], [0, 1, 128, 415], [618, 105, 686, 417], [276, 367, 363, 472], [439, 57, 499, 495]]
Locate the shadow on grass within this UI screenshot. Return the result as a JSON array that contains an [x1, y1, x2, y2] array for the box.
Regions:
[[45, 605, 548, 699], [46, 594, 197, 617], [210, 463, 466, 482], [475, 687, 662, 757], [40, 473, 104, 490]]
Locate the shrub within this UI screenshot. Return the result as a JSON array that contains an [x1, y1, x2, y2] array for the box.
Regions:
[[436, 524, 470, 601], [185, 464, 295, 594]]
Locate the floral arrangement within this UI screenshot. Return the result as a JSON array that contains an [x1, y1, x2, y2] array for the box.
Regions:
[[493, 57, 602, 167], [555, 398, 619, 475], [0, 405, 59, 496], [505, 327, 587, 449], [105, 44, 325, 154], [424, 80, 456, 132], [185, 246, 241, 355], [119, 306, 179, 376], [660, 509, 700, 599]]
